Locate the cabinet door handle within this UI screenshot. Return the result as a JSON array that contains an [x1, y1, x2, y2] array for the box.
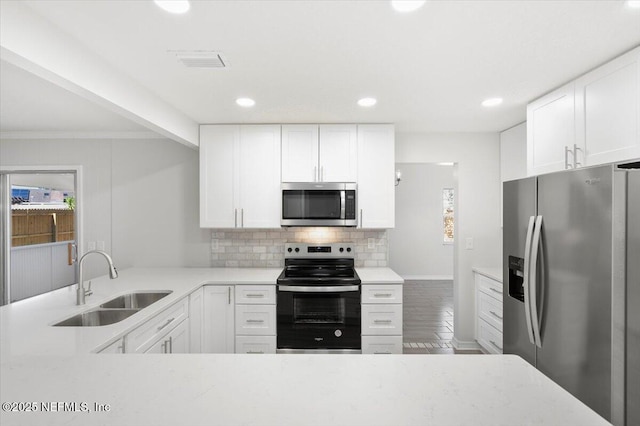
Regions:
[[573, 144, 582, 167], [359, 209, 363, 228], [228, 287, 231, 305], [489, 287, 502, 295], [374, 351, 392, 355], [490, 340, 503, 351], [247, 351, 264, 354], [157, 317, 175, 331], [374, 293, 392, 297], [241, 208, 244, 227], [246, 294, 264, 298], [373, 319, 392, 324], [168, 336, 173, 354], [489, 310, 503, 320], [564, 146, 573, 169], [246, 319, 264, 323], [234, 208, 238, 228]]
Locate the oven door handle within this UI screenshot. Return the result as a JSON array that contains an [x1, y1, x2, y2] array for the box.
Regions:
[[277, 285, 360, 293]]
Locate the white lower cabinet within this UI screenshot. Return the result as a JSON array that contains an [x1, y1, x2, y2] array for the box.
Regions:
[[97, 337, 125, 354], [126, 297, 189, 353], [202, 286, 235, 353], [361, 284, 403, 354], [234, 285, 276, 353], [474, 272, 503, 354], [144, 319, 190, 354], [189, 287, 204, 353]]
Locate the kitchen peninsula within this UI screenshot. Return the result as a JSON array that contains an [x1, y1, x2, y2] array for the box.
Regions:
[[0, 268, 608, 425]]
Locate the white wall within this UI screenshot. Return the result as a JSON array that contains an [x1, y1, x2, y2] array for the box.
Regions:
[[396, 132, 501, 348], [388, 163, 454, 279], [0, 137, 211, 280]]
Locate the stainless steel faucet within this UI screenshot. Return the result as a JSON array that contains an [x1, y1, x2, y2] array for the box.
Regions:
[[77, 250, 118, 305]]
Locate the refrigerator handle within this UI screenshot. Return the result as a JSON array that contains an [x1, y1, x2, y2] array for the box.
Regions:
[[523, 216, 536, 346], [530, 215, 544, 348]]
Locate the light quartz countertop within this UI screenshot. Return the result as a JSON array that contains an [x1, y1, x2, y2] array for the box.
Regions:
[[0, 267, 609, 426], [0, 354, 608, 426], [472, 267, 503, 282], [0, 267, 403, 356]]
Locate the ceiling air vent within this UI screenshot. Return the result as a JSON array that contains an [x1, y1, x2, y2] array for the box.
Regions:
[[170, 51, 228, 68]]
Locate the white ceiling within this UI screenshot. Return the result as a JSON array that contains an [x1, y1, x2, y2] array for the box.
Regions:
[[2, 0, 640, 135]]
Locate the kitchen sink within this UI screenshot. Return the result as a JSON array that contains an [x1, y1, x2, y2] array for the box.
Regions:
[[53, 309, 139, 327], [99, 291, 172, 309]]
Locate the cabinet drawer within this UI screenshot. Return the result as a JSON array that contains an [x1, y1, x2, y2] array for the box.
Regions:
[[126, 298, 189, 353], [235, 336, 276, 354], [235, 285, 276, 304], [478, 291, 503, 332], [477, 274, 503, 302], [362, 304, 402, 336], [235, 304, 276, 335], [362, 335, 403, 354], [477, 319, 503, 354], [361, 285, 403, 304]]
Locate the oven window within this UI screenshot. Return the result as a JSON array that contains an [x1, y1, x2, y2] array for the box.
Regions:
[[293, 294, 346, 324], [282, 190, 341, 219]]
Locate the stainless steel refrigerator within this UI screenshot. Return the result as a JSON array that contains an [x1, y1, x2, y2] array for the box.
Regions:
[[503, 163, 639, 426]]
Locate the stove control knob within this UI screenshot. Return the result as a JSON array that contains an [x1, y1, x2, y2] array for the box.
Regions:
[[334, 329, 342, 337], [346, 247, 352, 252], [339, 247, 344, 252], [295, 247, 300, 253], [287, 247, 292, 253]]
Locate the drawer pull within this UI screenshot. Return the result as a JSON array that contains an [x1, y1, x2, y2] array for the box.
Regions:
[[374, 293, 392, 297], [490, 340, 503, 351], [489, 287, 502, 295], [373, 319, 392, 324], [246, 319, 264, 324], [247, 351, 264, 354], [246, 294, 264, 298], [374, 351, 392, 354], [489, 310, 503, 320], [157, 317, 175, 331]]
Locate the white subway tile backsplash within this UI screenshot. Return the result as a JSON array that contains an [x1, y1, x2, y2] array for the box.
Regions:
[[209, 228, 387, 268]]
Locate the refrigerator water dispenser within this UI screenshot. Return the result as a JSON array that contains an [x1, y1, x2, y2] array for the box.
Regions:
[[508, 256, 525, 302]]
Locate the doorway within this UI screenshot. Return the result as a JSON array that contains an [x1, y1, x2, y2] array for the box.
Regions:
[[388, 163, 466, 353], [0, 167, 81, 305]]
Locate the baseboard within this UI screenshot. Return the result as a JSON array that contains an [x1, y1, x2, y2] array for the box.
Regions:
[[451, 337, 481, 351], [401, 275, 453, 281]]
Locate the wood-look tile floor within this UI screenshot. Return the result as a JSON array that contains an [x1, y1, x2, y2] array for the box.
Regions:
[[402, 280, 482, 355]]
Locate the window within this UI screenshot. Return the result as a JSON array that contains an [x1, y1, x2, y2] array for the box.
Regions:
[[443, 188, 454, 243]]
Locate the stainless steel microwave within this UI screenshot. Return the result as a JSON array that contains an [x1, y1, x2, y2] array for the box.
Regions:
[[281, 182, 357, 227]]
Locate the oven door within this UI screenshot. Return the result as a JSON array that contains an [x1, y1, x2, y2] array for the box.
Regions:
[[277, 285, 361, 353]]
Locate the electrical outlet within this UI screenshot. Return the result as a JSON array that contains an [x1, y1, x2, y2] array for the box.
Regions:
[[368, 238, 375, 249], [97, 241, 105, 251], [465, 237, 474, 250], [88, 241, 96, 251]]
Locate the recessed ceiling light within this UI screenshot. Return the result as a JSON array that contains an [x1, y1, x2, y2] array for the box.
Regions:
[[154, 0, 190, 14], [481, 98, 503, 107], [391, 1, 426, 13], [236, 98, 255, 107], [358, 97, 377, 107], [626, 0, 640, 8]]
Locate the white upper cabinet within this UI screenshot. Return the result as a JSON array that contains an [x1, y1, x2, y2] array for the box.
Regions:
[[281, 125, 318, 182], [527, 47, 640, 176], [318, 125, 358, 182], [527, 83, 577, 176], [281, 124, 357, 182], [200, 124, 281, 228], [575, 47, 640, 167], [357, 124, 395, 228]]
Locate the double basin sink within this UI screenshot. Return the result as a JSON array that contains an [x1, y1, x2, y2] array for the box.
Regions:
[[53, 291, 172, 327]]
